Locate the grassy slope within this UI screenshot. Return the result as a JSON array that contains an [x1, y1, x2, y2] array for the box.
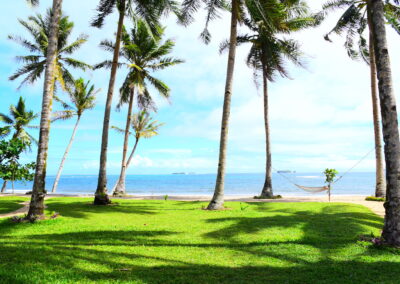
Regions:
[[0, 196, 28, 214], [0, 198, 399, 284]]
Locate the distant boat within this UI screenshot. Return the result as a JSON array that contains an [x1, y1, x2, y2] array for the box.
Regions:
[[277, 170, 296, 174], [172, 172, 187, 175]]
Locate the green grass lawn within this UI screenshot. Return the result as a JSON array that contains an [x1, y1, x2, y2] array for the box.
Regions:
[[0, 197, 399, 283], [0, 196, 28, 214]]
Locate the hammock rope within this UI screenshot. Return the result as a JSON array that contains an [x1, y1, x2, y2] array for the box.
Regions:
[[273, 146, 376, 193]]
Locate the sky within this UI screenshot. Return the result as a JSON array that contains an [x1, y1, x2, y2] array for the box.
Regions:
[[0, 0, 399, 175]]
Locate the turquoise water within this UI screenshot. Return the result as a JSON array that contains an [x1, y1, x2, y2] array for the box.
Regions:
[[7, 172, 376, 196]]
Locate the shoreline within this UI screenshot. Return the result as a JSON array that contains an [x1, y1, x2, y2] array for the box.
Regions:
[[1, 193, 385, 217]]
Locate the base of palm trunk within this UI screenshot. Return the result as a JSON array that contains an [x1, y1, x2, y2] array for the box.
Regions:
[[207, 198, 224, 210], [259, 188, 274, 199], [113, 181, 126, 197], [382, 198, 400, 247], [26, 193, 46, 221], [113, 190, 126, 197], [94, 193, 111, 205]]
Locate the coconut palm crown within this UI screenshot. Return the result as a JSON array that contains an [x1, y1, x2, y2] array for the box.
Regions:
[[0, 97, 38, 145], [53, 78, 98, 121], [323, 0, 400, 61], [96, 20, 183, 110], [9, 9, 91, 90]]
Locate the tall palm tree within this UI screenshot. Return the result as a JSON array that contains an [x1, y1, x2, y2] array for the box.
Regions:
[[26, 0, 63, 220], [182, 0, 314, 209], [323, 0, 400, 198], [97, 21, 182, 196], [9, 9, 91, 90], [51, 78, 98, 193], [0, 97, 38, 193], [182, 0, 241, 210], [239, 1, 315, 198], [92, 0, 181, 205], [112, 111, 163, 184], [369, 0, 400, 246]]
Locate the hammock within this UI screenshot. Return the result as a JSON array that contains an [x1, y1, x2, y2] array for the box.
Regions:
[[295, 184, 329, 193]]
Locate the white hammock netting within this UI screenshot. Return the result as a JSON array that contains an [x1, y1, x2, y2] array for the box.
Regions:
[[295, 184, 329, 193]]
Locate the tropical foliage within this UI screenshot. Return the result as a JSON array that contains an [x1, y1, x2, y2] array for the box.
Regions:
[[9, 9, 91, 90], [98, 19, 181, 196], [0, 137, 35, 193], [0, 97, 37, 145]]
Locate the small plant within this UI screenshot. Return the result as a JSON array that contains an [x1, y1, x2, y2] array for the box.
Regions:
[[324, 168, 338, 202], [164, 195, 169, 201], [239, 202, 249, 211]]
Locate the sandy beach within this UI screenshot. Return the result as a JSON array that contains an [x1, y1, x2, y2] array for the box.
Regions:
[[0, 193, 385, 217]]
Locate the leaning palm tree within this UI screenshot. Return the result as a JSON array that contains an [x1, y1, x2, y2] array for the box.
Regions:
[[238, 1, 316, 198], [97, 21, 182, 196], [112, 111, 163, 186], [369, 0, 400, 247], [51, 78, 98, 193], [323, 0, 400, 198], [9, 9, 91, 90], [0, 97, 38, 193], [91, 0, 181, 205]]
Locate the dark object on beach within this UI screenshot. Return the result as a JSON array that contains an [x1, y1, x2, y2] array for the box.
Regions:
[[25, 191, 32, 195], [365, 196, 385, 202], [254, 195, 282, 200]]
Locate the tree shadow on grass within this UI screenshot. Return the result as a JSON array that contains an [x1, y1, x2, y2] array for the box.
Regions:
[[203, 203, 383, 253], [44, 200, 158, 219], [0, 202, 396, 283], [0, 197, 28, 215], [0, 242, 399, 284]]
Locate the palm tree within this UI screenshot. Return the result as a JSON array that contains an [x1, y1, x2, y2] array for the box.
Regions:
[[323, 0, 400, 198], [182, 0, 315, 209], [112, 111, 163, 179], [51, 78, 98, 193], [26, 0, 63, 220], [369, 0, 400, 246], [0, 97, 38, 193], [9, 9, 91, 90], [91, 0, 181, 205], [97, 21, 182, 196], [239, 1, 315, 198], [181, 0, 241, 210]]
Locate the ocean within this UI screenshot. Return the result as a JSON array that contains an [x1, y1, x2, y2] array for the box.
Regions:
[[5, 172, 377, 196]]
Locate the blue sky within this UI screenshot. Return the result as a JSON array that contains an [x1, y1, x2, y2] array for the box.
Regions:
[[0, 0, 399, 175]]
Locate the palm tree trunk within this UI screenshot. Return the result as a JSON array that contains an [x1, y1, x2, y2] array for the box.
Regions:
[[367, 11, 386, 198], [113, 138, 139, 194], [1, 181, 7, 193], [369, 0, 400, 246], [207, 0, 238, 210], [260, 64, 273, 198], [113, 88, 135, 196], [95, 0, 126, 205], [27, 0, 62, 220], [126, 138, 139, 168], [51, 116, 81, 193]]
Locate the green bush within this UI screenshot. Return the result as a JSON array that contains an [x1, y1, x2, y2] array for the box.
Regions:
[[365, 196, 385, 202]]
